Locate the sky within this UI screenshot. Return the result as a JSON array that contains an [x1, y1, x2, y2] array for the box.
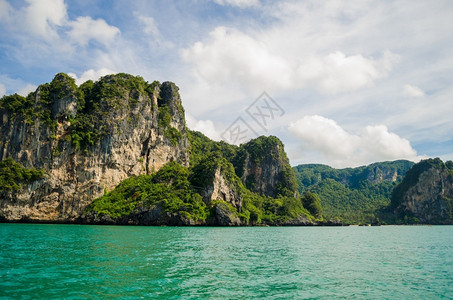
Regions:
[[1, 0, 452, 168]]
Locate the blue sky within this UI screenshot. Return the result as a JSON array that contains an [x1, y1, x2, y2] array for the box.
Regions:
[[1, 0, 452, 167]]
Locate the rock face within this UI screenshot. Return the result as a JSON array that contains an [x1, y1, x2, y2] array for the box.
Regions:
[[294, 160, 413, 188], [353, 161, 413, 185], [201, 166, 243, 209], [235, 136, 298, 198], [391, 158, 453, 224], [0, 73, 189, 222], [214, 202, 241, 226]]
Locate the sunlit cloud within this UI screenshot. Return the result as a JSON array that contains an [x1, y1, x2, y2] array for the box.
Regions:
[[68, 16, 120, 47], [289, 115, 423, 167], [68, 68, 117, 86]]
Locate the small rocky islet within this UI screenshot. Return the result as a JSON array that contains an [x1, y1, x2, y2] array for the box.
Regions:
[[0, 73, 452, 225]]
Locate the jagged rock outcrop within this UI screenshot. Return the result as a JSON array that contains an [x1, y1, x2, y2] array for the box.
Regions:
[[0, 73, 189, 222], [214, 202, 241, 226], [235, 136, 298, 198], [352, 161, 413, 185], [391, 158, 453, 224], [200, 166, 243, 209], [275, 214, 312, 226]]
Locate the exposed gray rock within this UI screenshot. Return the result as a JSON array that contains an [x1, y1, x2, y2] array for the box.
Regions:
[[237, 136, 298, 198], [396, 167, 452, 224], [201, 166, 242, 210], [215, 202, 241, 226], [392, 158, 453, 224], [271, 214, 312, 226]]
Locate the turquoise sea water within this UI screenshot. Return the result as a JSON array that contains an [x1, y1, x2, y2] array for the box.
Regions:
[[0, 224, 452, 299]]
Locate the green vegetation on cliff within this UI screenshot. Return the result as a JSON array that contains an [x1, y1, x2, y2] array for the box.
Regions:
[[157, 82, 185, 145], [188, 131, 314, 224], [390, 158, 453, 224], [0, 159, 45, 192], [0, 93, 33, 115], [391, 158, 447, 209], [0, 73, 73, 130], [70, 73, 157, 151], [87, 161, 208, 221], [1, 73, 182, 153], [236, 136, 298, 197]]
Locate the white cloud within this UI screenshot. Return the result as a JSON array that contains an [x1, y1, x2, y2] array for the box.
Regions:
[[288, 115, 421, 167], [137, 15, 159, 36], [23, 0, 67, 39], [1, 0, 119, 50], [69, 68, 116, 86], [68, 16, 120, 47], [213, 0, 259, 8], [296, 51, 400, 94], [182, 27, 292, 93], [0, 75, 37, 96], [17, 84, 37, 96], [183, 27, 399, 96], [0, 83, 5, 97], [135, 13, 173, 50], [186, 114, 221, 141], [403, 84, 425, 98]]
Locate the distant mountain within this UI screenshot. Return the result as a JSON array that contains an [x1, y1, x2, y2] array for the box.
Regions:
[[293, 160, 415, 224]]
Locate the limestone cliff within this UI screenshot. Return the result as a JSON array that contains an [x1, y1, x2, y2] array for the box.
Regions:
[[351, 161, 413, 185], [199, 164, 243, 210], [391, 158, 453, 224], [235, 136, 298, 198], [0, 73, 188, 222]]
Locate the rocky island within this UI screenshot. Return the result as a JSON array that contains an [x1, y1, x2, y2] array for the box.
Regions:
[[1, 73, 452, 225]]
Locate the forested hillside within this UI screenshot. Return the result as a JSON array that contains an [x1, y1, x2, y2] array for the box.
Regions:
[[293, 160, 414, 224]]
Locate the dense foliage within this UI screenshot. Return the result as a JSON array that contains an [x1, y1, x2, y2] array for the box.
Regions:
[[293, 160, 414, 224], [301, 191, 322, 219], [0, 93, 34, 114], [0, 159, 45, 191], [87, 161, 208, 221], [189, 130, 315, 224], [0, 73, 78, 131]]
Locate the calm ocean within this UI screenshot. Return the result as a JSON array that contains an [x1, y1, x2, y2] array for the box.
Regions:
[[0, 224, 452, 299]]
